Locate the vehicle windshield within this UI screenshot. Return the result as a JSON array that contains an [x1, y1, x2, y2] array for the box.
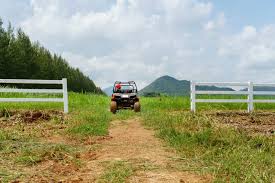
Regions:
[[114, 85, 135, 93]]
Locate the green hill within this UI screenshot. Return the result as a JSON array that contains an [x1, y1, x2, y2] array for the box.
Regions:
[[242, 86, 275, 91], [140, 75, 234, 96]]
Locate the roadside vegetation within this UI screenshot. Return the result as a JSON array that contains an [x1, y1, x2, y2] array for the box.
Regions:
[[0, 93, 274, 182], [141, 96, 275, 182], [99, 161, 134, 183], [0, 93, 129, 182]]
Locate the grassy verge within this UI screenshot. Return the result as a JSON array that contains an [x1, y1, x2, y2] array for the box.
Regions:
[[66, 93, 136, 137], [141, 97, 275, 182], [0, 93, 113, 181], [99, 161, 134, 183], [0, 128, 82, 182]]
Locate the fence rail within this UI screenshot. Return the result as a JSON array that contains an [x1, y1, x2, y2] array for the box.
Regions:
[[0, 78, 68, 113], [190, 81, 275, 112]]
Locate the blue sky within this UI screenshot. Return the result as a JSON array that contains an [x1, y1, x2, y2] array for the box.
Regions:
[[2, 0, 274, 29], [209, 0, 275, 29], [1, 0, 275, 88]]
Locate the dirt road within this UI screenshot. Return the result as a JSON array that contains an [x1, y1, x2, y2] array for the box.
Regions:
[[70, 118, 211, 183]]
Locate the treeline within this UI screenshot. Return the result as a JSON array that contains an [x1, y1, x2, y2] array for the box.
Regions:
[[0, 19, 102, 93]]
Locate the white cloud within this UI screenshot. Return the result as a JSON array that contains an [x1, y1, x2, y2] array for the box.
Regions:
[[204, 13, 225, 31], [62, 51, 166, 88], [6, 0, 273, 88], [0, 0, 31, 25], [219, 25, 275, 82], [19, 0, 220, 88]]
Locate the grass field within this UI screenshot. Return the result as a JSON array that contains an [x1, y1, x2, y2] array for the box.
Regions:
[[0, 93, 274, 182], [142, 97, 274, 182]]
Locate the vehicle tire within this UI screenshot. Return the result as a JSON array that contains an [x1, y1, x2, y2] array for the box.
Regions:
[[110, 101, 117, 114], [134, 102, 141, 112]]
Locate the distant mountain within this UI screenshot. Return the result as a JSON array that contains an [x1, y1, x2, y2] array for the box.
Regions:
[[140, 76, 190, 96], [241, 86, 275, 91], [140, 75, 234, 96], [103, 86, 113, 96]]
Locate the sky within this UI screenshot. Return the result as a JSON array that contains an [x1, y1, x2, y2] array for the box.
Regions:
[[1, 0, 275, 89]]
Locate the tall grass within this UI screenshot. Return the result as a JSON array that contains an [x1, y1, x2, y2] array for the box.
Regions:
[[141, 95, 275, 111], [0, 92, 112, 182], [99, 161, 134, 183], [0, 93, 274, 182], [0, 92, 113, 136], [141, 97, 275, 182]]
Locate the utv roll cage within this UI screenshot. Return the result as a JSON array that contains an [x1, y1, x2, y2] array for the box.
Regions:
[[113, 81, 138, 93]]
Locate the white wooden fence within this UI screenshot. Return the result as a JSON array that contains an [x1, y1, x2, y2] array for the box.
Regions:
[[191, 81, 275, 112], [0, 78, 68, 113]]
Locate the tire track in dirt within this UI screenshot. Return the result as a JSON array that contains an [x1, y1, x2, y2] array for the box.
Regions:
[[76, 118, 211, 183]]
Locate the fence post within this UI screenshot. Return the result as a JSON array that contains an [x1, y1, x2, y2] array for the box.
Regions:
[[190, 81, 196, 112], [62, 78, 69, 113], [248, 81, 254, 113]]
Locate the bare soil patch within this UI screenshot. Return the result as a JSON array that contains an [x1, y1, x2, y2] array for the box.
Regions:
[[208, 111, 275, 135], [0, 110, 64, 126]]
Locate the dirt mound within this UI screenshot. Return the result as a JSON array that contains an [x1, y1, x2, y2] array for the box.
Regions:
[[209, 112, 275, 135], [0, 109, 64, 124]]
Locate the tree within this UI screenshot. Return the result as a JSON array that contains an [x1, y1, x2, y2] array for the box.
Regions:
[[0, 18, 103, 94]]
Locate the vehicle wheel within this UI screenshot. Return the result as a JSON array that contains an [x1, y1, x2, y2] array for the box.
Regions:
[[134, 102, 141, 112], [110, 101, 117, 114]]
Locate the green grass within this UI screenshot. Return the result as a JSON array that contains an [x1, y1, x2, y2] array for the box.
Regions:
[[143, 95, 275, 111], [0, 93, 112, 135], [0, 93, 274, 182], [141, 97, 275, 183], [99, 161, 134, 183], [196, 94, 275, 111], [15, 143, 80, 165], [66, 93, 135, 137], [0, 169, 23, 183], [0, 92, 137, 181], [0, 92, 114, 181]]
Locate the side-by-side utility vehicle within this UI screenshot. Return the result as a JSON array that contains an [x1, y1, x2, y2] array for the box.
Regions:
[[110, 81, 141, 114]]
